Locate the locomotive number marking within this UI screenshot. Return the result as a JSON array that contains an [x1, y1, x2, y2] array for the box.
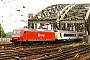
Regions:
[[38, 33, 45, 37]]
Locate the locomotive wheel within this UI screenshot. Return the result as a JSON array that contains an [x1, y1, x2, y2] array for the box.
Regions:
[[13, 42, 18, 45]]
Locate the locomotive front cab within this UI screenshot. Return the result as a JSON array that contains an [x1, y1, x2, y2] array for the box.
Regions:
[[11, 29, 22, 44]]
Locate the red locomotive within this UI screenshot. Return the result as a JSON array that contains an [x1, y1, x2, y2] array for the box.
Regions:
[[11, 28, 55, 44]]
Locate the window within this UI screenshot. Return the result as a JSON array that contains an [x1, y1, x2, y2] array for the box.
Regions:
[[64, 34, 76, 37], [60, 33, 62, 37], [13, 30, 21, 34], [79, 34, 83, 36], [13, 31, 17, 34], [24, 31, 26, 34], [17, 31, 21, 34]]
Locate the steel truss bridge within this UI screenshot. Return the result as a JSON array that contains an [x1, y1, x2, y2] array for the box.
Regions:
[[28, 4, 90, 34]]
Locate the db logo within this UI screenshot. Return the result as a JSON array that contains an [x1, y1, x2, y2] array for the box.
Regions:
[[38, 33, 45, 37]]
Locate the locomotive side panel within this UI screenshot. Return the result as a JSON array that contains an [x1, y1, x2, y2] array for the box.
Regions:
[[26, 31, 55, 41]]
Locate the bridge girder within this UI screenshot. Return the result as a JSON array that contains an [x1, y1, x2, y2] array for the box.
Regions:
[[28, 4, 69, 30], [60, 4, 90, 32], [33, 4, 69, 19], [28, 4, 90, 33]]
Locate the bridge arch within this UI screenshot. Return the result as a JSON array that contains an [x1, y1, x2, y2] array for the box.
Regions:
[[28, 4, 90, 34]]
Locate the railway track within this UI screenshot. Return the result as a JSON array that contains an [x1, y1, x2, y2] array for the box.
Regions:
[[33, 44, 90, 60], [0, 41, 77, 50], [0, 42, 74, 60]]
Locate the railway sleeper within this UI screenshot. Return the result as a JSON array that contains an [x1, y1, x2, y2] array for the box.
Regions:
[[0, 45, 90, 60], [62, 48, 90, 59], [53, 48, 90, 59], [12, 47, 90, 59], [34, 45, 90, 60]]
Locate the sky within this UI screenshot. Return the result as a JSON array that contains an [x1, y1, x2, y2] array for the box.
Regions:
[[0, 0, 90, 33]]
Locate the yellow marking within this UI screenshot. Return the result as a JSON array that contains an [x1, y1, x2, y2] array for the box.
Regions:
[[15, 56, 19, 58], [55, 30, 60, 38], [58, 48, 62, 52], [74, 53, 79, 58], [16, 47, 19, 49], [1, 46, 4, 48]]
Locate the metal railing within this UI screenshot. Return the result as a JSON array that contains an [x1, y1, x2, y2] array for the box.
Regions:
[[0, 38, 11, 44]]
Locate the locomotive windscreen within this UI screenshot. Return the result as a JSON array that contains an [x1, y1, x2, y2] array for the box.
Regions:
[[13, 30, 21, 34]]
